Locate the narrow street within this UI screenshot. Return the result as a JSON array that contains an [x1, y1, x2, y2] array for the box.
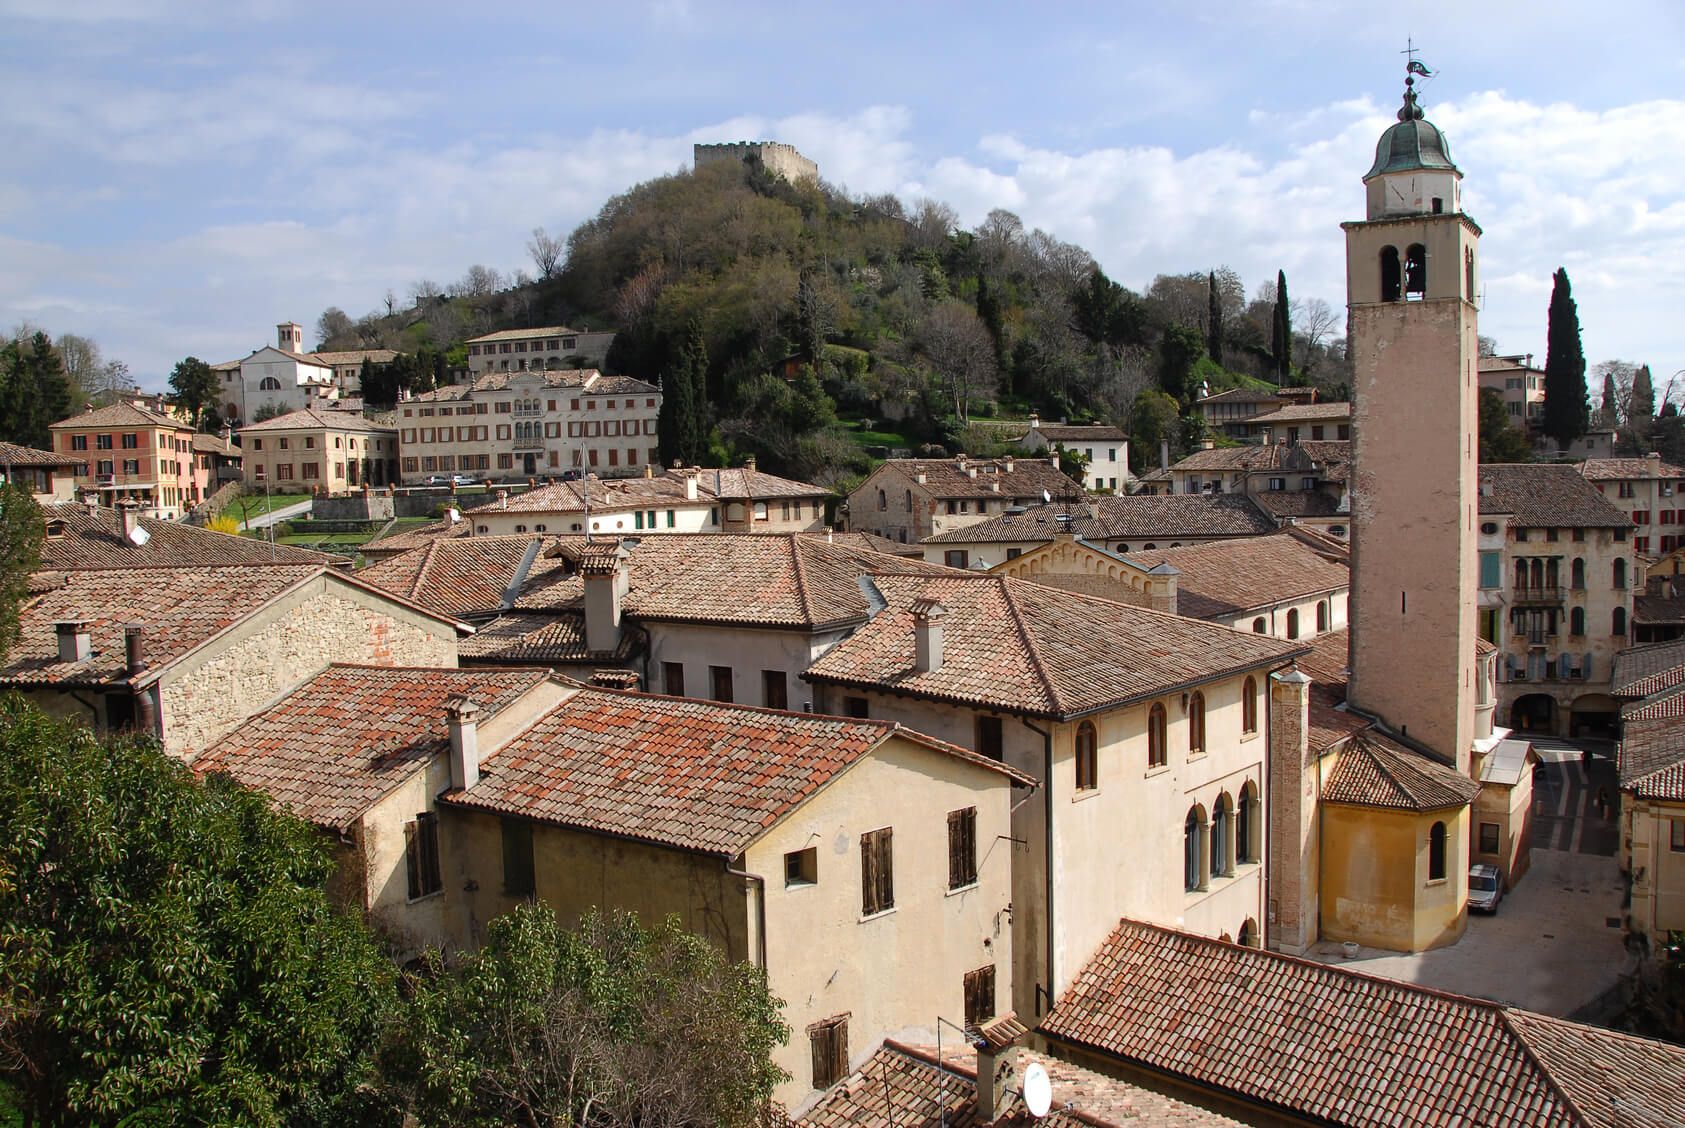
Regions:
[[1308, 738, 1630, 1016]]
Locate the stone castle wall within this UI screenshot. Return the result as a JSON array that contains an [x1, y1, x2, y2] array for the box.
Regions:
[[693, 141, 818, 184]]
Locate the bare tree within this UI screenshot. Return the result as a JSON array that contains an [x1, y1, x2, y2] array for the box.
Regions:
[[918, 301, 998, 424], [383, 289, 398, 317], [909, 199, 958, 250], [316, 307, 354, 349], [451, 265, 503, 298], [527, 227, 565, 280], [409, 279, 443, 307], [1293, 297, 1339, 353], [614, 263, 669, 328], [1147, 273, 1209, 331]]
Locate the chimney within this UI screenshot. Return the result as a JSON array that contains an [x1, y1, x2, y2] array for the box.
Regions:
[[821, 524, 834, 543], [916, 469, 927, 485], [1200, 438, 1216, 451], [683, 470, 699, 501], [1648, 451, 1662, 476], [911, 596, 946, 674], [1027, 413, 1040, 430], [83, 493, 99, 514], [956, 455, 968, 474], [744, 454, 757, 472], [1160, 440, 1170, 471], [644, 463, 654, 478], [1003, 456, 1015, 473], [974, 1014, 1026, 1122], [123, 624, 146, 675], [496, 489, 509, 510], [55, 620, 92, 664], [446, 696, 481, 791], [116, 500, 140, 540], [582, 545, 629, 653]]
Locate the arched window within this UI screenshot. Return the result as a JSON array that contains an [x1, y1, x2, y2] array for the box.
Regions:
[[904, 489, 913, 511], [1074, 721, 1098, 791], [1514, 559, 1528, 589], [1465, 247, 1476, 301], [1316, 601, 1329, 632], [1571, 607, 1585, 636], [1614, 558, 1628, 589], [1572, 558, 1585, 590], [1242, 676, 1258, 734], [1380, 246, 1402, 301], [1188, 692, 1206, 756], [1237, 918, 1257, 948], [1148, 703, 1167, 768], [877, 489, 887, 511], [1286, 608, 1300, 640], [1184, 808, 1206, 892], [258, 376, 282, 390], [1614, 607, 1627, 636], [1405, 243, 1427, 298], [1143, 543, 1156, 550], [1428, 821, 1447, 881], [1252, 617, 1267, 634], [1211, 793, 1233, 878], [1237, 781, 1260, 864]]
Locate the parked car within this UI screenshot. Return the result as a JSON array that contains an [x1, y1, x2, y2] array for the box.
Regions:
[[422, 474, 479, 487], [1468, 863, 1503, 914], [450, 474, 478, 486]]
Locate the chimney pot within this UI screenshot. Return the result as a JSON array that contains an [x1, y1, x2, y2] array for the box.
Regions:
[[116, 500, 141, 540], [447, 696, 481, 791], [55, 620, 92, 664], [911, 597, 947, 674], [123, 624, 146, 674], [744, 454, 757, 472]]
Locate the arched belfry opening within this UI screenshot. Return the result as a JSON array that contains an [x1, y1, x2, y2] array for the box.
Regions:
[[1380, 246, 1402, 302], [1404, 243, 1427, 299]]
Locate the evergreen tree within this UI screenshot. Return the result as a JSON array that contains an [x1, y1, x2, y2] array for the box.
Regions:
[[1157, 325, 1204, 404], [30, 331, 73, 436], [0, 483, 43, 659], [1271, 270, 1292, 381], [656, 335, 697, 469], [1632, 364, 1656, 421], [682, 319, 712, 464], [1206, 271, 1224, 366], [0, 332, 74, 448], [1541, 268, 1591, 450], [1602, 371, 1619, 426], [1478, 387, 1534, 463]]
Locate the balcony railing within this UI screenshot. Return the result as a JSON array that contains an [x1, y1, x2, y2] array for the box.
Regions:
[[511, 436, 545, 451], [1512, 585, 1563, 604]]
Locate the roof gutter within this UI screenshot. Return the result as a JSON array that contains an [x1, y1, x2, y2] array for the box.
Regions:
[[726, 861, 768, 973]]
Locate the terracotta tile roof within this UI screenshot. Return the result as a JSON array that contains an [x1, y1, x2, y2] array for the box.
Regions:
[[1610, 638, 1685, 698], [1040, 919, 1685, 1128], [1579, 457, 1685, 481], [466, 325, 597, 343], [357, 535, 547, 619], [467, 368, 600, 392], [194, 665, 554, 830], [1294, 629, 1369, 752], [1020, 423, 1130, 443], [1245, 402, 1351, 425], [802, 529, 925, 558], [1123, 533, 1349, 620], [455, 611, 631, 665], [584, 373, 660, 396], [1633, 575, 1685, 626], [479, 476, 699, 515], [664, 466, 828, 499], [0, 565, 324, 688], [306, 348, 400, 366], [359, 517, 471, 560], [445, 687, 1029, 856], [1478, 465, 1632, 529], [237, 408, 395, 434], [1247, 490, 1343, 519], [1321, 732, 1480, 811], [40, 503, 337, 570], [1165, 441, 1348, 477], [189, 433, 240, 456], [805, 573, 1304, 719], [1618, 715, 1685, 801], [869, 456, 1084, 502], [1622, 682, 1685, 721], [51, 402, 188, 431], [0, 441, 83, 467], [797, 1040, 1243, 1127], [924, 495, 1276, 545], [405, 384, 470, 403]]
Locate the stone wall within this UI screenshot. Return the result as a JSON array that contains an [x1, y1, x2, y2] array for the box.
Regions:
[[313, 492, 396, 522], [159, 575, 458, 760], [693, 141, 818, 184]]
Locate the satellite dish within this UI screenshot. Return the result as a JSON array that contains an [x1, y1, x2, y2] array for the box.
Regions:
[[447, 508, 461, 524], [1041, 489, 1052, 504], [127, 523, 150, 547], [1021, 1061, 1052, 1118]]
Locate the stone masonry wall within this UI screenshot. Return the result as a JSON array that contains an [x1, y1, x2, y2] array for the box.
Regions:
[[693, 141, 818, 184], [160, 578, 457, 761]]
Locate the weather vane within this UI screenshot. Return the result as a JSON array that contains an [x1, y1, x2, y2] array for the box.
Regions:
[[1401, 38, 1434, 83]]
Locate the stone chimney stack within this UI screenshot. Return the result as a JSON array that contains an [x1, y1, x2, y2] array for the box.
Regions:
[[83, 493, 99, 514], [911, 596, 947, 674], [974, 1014, 1026, 1122], [116, 500, 141, 540], [55, 620, 92, 664], [1145, 563, 1178, 616], [1028, 413, 1040, 430], [1267, 665, 1316, 955], [446, 696, 481, 792], [683, 469, 699, 501], [744, 454, 757, 472], [582, 544, 629, 653], [1160, 440, 1170, 472]]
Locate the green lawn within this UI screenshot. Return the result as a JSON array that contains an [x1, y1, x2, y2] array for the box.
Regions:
[[226, 493, 311, 522]]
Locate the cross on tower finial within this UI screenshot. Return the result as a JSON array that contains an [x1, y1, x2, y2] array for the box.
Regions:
[[1401, 38, 1419, 69]]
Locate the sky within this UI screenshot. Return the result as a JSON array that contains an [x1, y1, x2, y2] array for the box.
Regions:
[[2, 0, 1682, 394]]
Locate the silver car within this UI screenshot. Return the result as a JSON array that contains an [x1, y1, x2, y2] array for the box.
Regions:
[[1468, 863, 1503, 914]]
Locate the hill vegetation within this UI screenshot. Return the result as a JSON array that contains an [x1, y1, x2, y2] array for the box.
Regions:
[[319, 156, 1354, 485]]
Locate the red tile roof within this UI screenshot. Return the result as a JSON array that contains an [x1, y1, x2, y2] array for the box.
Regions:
[[1611, 638, 1685, 698], [0, 441, 83, 467], [1041, 920, 1685, 1128], [1321, 732, 1480, 811], [358, 534, 545, 618], [1123, 533, 1349, 619], [1618, 714, 1685, 801], [51, 402, 188, 431], [1579, 457, 1685, 481], [445, 687, 1030, 856], [237, 407, 395, 434], [866, 456, 1084, 502], [805, 573, 1304, 719], [797, 1040, 1243, 1127], [1479, 465, 1632, 529], [41, 502, 338, 570], [923, 495, 1278, 545], [194, 665, 555, 830], [457, 611, 633, 665], [663, 465, 828, 500], [1245, 402, 1351, 425]]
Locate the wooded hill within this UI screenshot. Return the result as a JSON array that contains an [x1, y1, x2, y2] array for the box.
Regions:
[[323, 156, 1353, 487]]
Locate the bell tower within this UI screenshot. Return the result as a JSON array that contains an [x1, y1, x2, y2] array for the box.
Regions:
[[1343, 70, 1481, 773]]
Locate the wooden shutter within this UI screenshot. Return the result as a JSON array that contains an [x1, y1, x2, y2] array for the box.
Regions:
[[860, 831, 878, 916], [861, 828, 894, 915], [808, 1015, 849, 1089], [948, 808, 976, 889], [964, 965, 996, 1028], [404, 820, 422, 900]]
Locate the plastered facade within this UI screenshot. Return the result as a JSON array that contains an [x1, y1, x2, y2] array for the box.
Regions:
[[1623, 799, 1685, 944], [1319, 797, 1470, 951], [645, 621, 851, 710]]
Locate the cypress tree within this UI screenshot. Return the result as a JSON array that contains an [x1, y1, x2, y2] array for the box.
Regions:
[[1206, 271, 1224, 366], [1271, 271, 1292, 382], [1602, 371, 1618, 425], [1541, 268, 1590, 450], [656, 335, 696, 469], [682, 320, 711, 464], [1632, 364, 1656, 421]]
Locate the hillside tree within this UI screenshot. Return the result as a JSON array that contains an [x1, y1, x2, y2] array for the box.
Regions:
[[1271, 270, 1292, 381], [1157, 324, 1204, 404], [918, 301, 997, 425], [527, 227, 565, 280], [0, 484, 43, 658], [1205, 271, 1224, 365], [316, 307, 354, 349], [0, 331, 75, 448], [1541, 268, 1590, 451], [0, 699, 394, 1126]]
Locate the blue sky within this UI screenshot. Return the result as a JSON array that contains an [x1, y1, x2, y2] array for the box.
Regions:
[[3, 0, 1682, 392]]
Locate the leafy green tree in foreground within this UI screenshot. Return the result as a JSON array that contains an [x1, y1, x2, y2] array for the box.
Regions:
[[0, 486, 43, 662], [0, 699, 394, 1126], [383, 904, 789, 1128], [166, 356, 221, 432]]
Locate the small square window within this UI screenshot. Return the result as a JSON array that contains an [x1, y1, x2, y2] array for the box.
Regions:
[[1671, 819, 1685, 853], [785, 847, 818, 887], [1479, 822, 1501, 855]]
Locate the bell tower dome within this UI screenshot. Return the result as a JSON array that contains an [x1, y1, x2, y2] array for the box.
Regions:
[[1342, 69, 1482, 773]]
